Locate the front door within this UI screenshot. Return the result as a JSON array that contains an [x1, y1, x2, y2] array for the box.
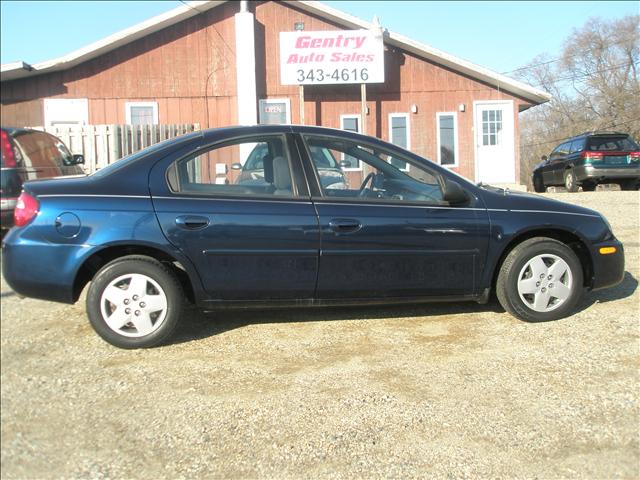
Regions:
[[475, 101, 515, 184], [298, 133, 490, 299], [150, 133, 319, 301]]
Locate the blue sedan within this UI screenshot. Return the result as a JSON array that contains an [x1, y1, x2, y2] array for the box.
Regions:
[[2, 125, 625, 348]]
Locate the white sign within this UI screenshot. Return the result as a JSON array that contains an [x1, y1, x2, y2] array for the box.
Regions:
[[280, 30, 385, 85]]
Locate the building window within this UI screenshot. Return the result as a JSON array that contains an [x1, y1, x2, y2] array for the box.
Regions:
[[437, 112, 458, 167], [388, 113, 410, 171], [481, 109, 502, 146], [258, 99, 291, 125], [125, 102, 158, 125], [340, 114, 361, 170]]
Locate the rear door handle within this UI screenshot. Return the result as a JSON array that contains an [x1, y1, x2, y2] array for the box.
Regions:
[[329, 218, 362, 234], [175, 215, 210, 230]]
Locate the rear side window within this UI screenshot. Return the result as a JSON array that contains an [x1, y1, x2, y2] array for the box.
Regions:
[[587, 136, 639, 151], [13, 131, 62, 174], [569, 138, 586, 153], [172, 135, 297, 198]]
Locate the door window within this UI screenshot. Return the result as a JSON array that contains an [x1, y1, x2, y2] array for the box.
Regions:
[[303, 135, 444, 204], [481, 109, 503, 146], [170, 136, 296, 198], [125, 102, 158, 125]]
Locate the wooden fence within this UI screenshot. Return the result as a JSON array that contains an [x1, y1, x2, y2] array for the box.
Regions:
[[36, 124, 200, 173]]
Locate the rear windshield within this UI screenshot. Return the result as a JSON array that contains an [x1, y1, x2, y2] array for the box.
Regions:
[[587, 136, 638, 152]]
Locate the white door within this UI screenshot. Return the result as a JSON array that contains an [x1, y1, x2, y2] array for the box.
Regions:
[[474, 101, 515, 183], [43, 98, 89, 127]]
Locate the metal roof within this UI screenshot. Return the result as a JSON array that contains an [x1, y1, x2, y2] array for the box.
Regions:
[[1, 0, 551, 105]]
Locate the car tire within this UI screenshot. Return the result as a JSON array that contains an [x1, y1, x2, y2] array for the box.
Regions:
[[86, 255, 183, 349], [619, 179, 639, 191], [564, 169, 579, 192], [496, 237, 583, 322], [533, 175, 546, 193], [581, 182, 596, 192]]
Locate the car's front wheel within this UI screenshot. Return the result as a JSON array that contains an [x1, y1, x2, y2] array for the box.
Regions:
[[496, 237, 583, 322], [86, 255, 183, 348], [564, 169, 579, 192], [533, 175, 546, 193]]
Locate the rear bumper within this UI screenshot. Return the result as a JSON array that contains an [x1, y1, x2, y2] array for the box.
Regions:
[[575, 165, 640, 183], [2, 229, 90, 303], [590, 239, 625, 291]]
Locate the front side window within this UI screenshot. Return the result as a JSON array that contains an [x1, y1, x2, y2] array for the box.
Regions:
[[303, 135, 444, 204], [437, 113, 458, 166], [171, 136, 295, 198]]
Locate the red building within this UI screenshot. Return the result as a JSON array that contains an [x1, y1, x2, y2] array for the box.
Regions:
[[0, 0, 550, 185]]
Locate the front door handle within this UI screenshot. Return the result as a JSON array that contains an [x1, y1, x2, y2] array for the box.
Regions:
[[175, 215, 210, 230], [329, 218, 362, 234]]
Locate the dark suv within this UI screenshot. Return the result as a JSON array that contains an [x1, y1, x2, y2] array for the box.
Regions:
[[1, 128, 85, 230], [532, 132, 640, 192]]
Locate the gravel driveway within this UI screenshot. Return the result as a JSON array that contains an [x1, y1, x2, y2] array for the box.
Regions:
[[1, 191, 638, 479]]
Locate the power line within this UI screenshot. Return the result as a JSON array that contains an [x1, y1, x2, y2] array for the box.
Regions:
[[526, 61, 638, 89], [520, 117, 640, 149], [501, 37, 638, 75], [178, 0, 236, 59]]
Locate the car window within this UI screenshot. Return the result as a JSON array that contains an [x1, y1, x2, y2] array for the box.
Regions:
[[172, 135, 296, 198], [12, 131, 63, 178], [587, 136, 639, 151], [303, 134, 444, 204], [569, 138, 586, 153], [243, 144, 269, 170]]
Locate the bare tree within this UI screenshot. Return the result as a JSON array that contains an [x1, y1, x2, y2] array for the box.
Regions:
[[517, 15, 640, 188]]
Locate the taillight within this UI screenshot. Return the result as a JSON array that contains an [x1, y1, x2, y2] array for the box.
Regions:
[[582, 151, 603, 164], [1, 130, 16, 167], [629, 151, 640, 162], [14, 192, 39, 227]]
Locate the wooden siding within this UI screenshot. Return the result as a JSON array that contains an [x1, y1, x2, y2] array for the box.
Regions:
[[0, 0, 533, 181]]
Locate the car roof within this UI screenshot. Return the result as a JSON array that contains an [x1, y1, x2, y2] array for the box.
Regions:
[[1, 126, 52, 136]]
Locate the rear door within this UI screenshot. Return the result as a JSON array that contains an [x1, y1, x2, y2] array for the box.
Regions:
[[149, 133, 320, 301]]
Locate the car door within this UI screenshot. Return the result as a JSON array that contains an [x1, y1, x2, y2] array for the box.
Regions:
[[551, 141, 571, 184], [296, 133, 490, 299], [149, 133, 320, 301]]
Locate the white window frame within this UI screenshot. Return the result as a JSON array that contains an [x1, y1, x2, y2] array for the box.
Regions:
[[388, 113, 411, 172], [125, 101, 159, 125], [340, 114, 362, 171], [436, 111, 459, 168], [259, 98, 291, 124]]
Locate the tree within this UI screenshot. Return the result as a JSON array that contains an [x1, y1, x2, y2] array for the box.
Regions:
[[516, 15, 640, 188]]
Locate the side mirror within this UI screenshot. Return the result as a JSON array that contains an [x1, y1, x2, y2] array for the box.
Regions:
[[339, 161, 350, 168], [72, 154, 85, 165], [541, 155, 548, 162], [231, 162, 243, 170], [443, 179, 468, 205]]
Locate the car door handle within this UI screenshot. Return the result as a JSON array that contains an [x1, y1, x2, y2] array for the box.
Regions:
[[175, 215, 210, 230], [329, 218, 362, 234]]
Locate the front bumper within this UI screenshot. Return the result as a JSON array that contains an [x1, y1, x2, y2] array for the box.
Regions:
[[574, 165, 640, 183], [590, 239, 625, 291]]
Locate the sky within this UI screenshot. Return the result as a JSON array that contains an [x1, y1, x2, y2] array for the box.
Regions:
[[1, 0, 638, 77]]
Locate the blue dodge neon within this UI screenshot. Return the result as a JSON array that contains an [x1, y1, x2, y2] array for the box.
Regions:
[[2, 125, 625, 348]]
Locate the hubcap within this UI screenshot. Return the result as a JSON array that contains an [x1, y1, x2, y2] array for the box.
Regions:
[[99, 273, 168, 337], [517, 254, 573, 313]]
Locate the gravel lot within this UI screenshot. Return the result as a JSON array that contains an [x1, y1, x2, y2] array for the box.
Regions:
[[1, 191, 639, 479]]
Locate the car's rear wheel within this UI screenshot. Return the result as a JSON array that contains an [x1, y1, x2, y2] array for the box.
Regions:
[[533, 175, 546, 193], [581, 182, 596, 192], [86, 255, 183, 348], [564, 169, 579, 192], [496, 237, 583, 322]]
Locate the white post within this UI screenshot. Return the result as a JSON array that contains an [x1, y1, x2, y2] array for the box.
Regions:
[[235, 5, 257, 126]]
